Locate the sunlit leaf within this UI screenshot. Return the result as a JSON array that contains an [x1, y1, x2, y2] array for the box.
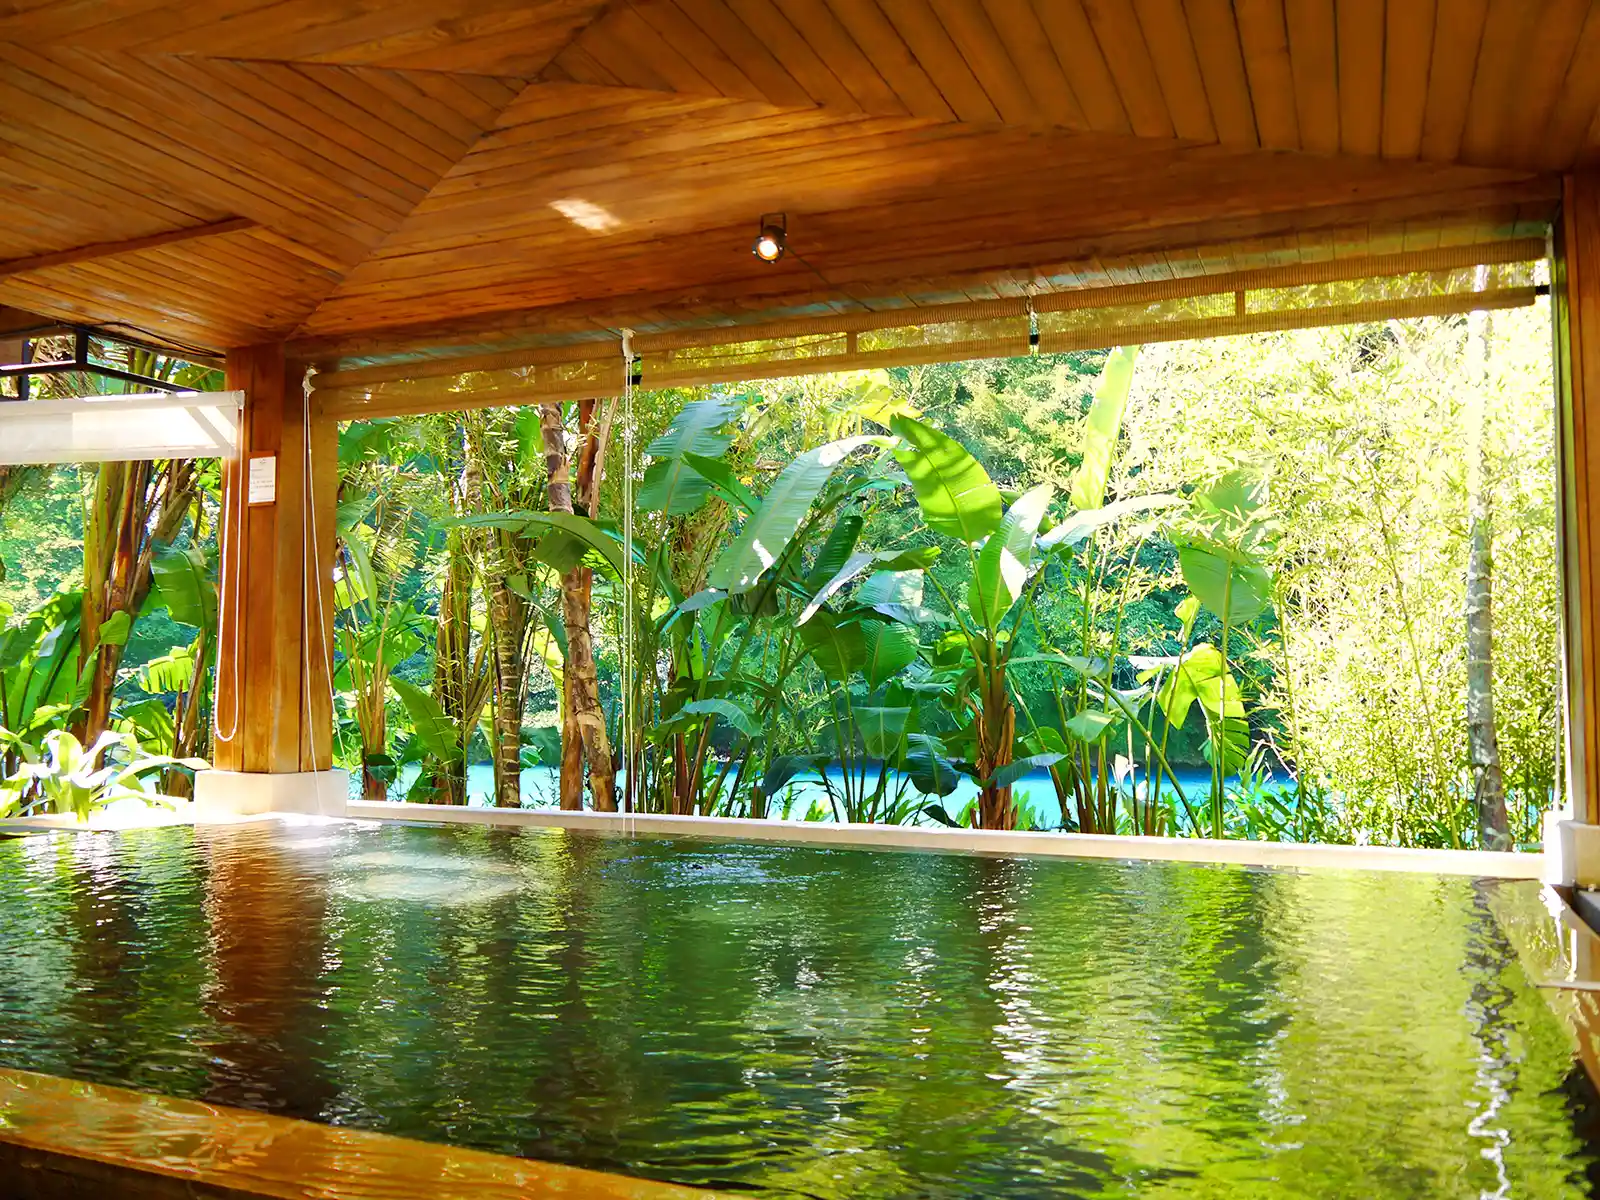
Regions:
[[709, 436, 886, 593], [1069, 345, 1139, 512], [968, 483, 1052, 630], [891, 415, 1003, 542]]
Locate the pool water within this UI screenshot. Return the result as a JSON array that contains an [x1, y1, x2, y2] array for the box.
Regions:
[[0, 820, 1593, 1198]]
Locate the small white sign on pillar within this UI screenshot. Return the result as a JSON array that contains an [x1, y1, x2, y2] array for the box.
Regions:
[[247, 453, 276, 505]]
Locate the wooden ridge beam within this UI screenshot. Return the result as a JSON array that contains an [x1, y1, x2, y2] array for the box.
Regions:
[[0, 217, 257, 280]]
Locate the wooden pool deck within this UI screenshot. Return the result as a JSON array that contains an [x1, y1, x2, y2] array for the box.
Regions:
[[0, 1067, 728, 1200]]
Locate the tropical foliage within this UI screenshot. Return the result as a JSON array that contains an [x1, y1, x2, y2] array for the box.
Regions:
[[0, 308, 1559, 846]]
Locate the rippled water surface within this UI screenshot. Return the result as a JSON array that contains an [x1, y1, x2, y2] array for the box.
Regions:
[[0, 821, 1595, 1198]]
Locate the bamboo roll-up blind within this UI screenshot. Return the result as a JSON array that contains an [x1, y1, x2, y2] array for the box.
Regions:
[[314, 239, 1547, 421]]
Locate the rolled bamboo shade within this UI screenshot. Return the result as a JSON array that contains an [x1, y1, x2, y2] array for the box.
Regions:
[[314, 239, 1547, 421]]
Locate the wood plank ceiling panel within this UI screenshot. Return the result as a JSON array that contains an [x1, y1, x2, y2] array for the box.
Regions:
[[1511, 0, 1591, 168], [1132, 0, 1216, 142], [1542, 2, 1600, 168], [1460, 0, 1548, 165], [2, 0, 607, 76], [1236, 0, 1301, 150], [1380, 0, 1434, 158], [1181, 0, 1258, 145], [3, 0, 1597, 355], [1335, 0, 1383, 156], [0, 44, 520, 346], [1284, 0, 1338, 154], [1418, 0, 1490, 161], [301, 72, 1550, 340]]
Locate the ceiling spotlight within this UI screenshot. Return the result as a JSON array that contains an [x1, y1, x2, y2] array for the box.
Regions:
[[752, 212, 787, 263]]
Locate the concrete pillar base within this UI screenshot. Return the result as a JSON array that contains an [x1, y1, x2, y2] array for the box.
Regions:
[[194, 769, 349, 821], [1543, 812, 1600, 886]]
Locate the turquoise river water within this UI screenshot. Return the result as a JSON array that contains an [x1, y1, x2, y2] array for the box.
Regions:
[[0, 820, 1594, 1198]]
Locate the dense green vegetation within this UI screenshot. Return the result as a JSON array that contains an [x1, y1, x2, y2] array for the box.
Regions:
[[0, 308, 1559, 847]]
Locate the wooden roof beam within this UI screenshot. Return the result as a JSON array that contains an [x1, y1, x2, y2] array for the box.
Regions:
[[0, 217, 257, 280]]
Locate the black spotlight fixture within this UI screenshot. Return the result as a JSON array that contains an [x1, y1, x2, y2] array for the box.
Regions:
[[752, 212, 787, 263]]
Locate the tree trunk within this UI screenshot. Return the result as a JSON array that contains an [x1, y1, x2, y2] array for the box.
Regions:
[[1466, 300, 1511, 850], [537, 399, 617, 813], [432, 527, 474, 806], [486, 570, 529, 809], [974, 675, 1017, 830], [79, 459, 195, 748], [457, 415, 534, 811], [164, 627, 208, 800], [671, 731, 695, 815]]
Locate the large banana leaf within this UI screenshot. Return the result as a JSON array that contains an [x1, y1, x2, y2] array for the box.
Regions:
[[638, 397, 740, 515], [681, 453, 760, 513], [1202, 715, 1252, 775], [708, 435, 884, 593], [857, 569, 924, 607], [149, 545, 217, 635], [340, 529, 380, 613], [452, 511, 628, 581], [803, 514, 864, 593], [1064, 710, 1119, 742], [968, 483, 1053, 630], [637, 459, 710, 518], [861, 620, 918, 689], [855, 706, 910, 758], [679, 697, 760, 739], [763, 753, 828, 799], [1154, 643, 1244, 730], [0, 593, 91, 737], [1176, 536, 1272, 623], [891, 415, 1002, 542], [136, 648, 197, 695], [1039, 493, 1183, 551], [800, 546, 937, 625], [1069, 345, 1139, 512], [644, 395, 739, 460], [986, 753, 1065, 789], [1196, 468, 1267, 524], [392, 676, 461, 762], [799, 609, 868, 681], [905, 734, 959, 796]]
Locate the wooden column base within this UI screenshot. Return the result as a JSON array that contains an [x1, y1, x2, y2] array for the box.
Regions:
[[193, 770, 349, 820]]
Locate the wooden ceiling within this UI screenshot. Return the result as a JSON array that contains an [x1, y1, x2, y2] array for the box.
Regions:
[[0, 0, 1589, 360]]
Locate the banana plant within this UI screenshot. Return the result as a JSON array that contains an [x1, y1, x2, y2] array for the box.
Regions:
[[128, 543, 218, 795], [0, 591, 120, 777], [1167, 469, 1275, 837], [1, 728, 206, 820], [886, 347, 1179, 831], [664, 435, 910, 815], [888, 412, 1064, 829], [333, 519, 432, 800]]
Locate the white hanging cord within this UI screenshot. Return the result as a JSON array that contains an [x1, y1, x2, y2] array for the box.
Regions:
[[620, 329, 637, 816]]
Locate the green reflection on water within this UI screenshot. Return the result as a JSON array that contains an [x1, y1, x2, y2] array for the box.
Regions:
[[0, 822, 1593, 1198]]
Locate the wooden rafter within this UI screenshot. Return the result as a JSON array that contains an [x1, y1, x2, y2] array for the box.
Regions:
[[0, 218, 257, 280]]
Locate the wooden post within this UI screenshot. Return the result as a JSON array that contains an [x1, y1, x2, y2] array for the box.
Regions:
[[213, 344, 335, 776]]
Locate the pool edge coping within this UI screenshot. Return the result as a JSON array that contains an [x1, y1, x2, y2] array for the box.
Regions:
[[342, 801, 1546, 878], [1488, 880, 1600, 1091], [3, 801, 1545, 878]]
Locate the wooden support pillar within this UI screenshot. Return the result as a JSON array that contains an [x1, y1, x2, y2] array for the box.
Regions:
[[212, 343, 335, 776]]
